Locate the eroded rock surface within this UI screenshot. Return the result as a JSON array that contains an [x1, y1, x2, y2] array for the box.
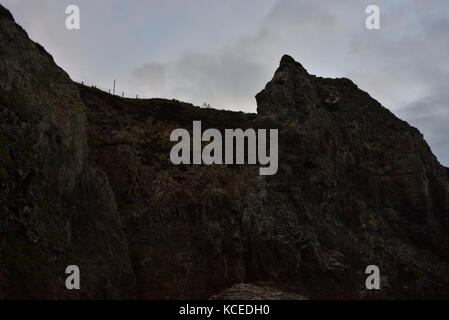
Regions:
[[1, 3, 449, 300], [80, 85, 257, 299], [0, 5, 135, 299], [210, 283, 307, 300], [244, 55, 449, 299], [82, 54, 449, 299]]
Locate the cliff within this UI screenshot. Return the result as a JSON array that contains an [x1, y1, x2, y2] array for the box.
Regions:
[[0, 5, 134, 299], [1, 4, 449, 299]]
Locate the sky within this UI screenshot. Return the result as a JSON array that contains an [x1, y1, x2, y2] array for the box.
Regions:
[[1, 0, 448, 165]]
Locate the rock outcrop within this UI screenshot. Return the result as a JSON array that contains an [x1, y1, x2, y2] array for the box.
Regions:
[[245, 54, 449, 299], [0, 5, 135, 299], [80, 85, 257, 299], [210, 283, 307, 300], [1, 3, 449, 299], [81, 54, 449, 299]]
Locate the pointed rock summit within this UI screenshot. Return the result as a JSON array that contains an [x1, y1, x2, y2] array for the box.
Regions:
[[247, 54, 449, 299], [257, 54, 317, 118], [279, 54, 301, 67]]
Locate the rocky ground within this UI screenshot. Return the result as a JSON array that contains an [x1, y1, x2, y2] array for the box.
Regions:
[[1, 4, 449, 299]]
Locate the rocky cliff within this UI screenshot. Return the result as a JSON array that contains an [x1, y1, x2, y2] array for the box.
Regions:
[[1, 4, 449, 299], [0, 5, 134, 299], [247, 55, 449, 299]]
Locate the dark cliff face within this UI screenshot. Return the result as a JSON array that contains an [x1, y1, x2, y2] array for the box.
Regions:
[[248, 54, 449, 299], [1, 4, 449, 299], [81, 54, 449, 299], [0, 5, 135, 299], [79, 85, 257, 299]]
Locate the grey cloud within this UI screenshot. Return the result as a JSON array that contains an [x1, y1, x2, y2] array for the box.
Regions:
[[126, 0, 449, 166], [1, 0, 448, 165], [130, 51, 265, 111], [396, 85, 449, 165], [128, 29, 283, 111]]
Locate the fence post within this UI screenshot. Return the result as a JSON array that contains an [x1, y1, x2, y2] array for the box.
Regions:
[[113, 80, 116, 95]]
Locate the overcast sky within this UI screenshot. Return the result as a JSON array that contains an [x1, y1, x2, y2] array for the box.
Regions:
[[1, 0, 448, 165]]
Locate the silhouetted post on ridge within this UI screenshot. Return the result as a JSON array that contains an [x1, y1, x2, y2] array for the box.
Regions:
[[113, 79, 116, 95]]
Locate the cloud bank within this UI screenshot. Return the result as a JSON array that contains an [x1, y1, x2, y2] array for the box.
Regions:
[[1, 0, 448, 165]]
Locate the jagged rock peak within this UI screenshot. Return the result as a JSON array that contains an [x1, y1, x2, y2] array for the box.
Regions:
[[256, 54, 316, 117], [279, 54, 306, 71], [276, 54, 310, 79], [280, 54, 296, 65]]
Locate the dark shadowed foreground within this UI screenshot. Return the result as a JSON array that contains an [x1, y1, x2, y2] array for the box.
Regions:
[[1, 4, 448, 299]]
